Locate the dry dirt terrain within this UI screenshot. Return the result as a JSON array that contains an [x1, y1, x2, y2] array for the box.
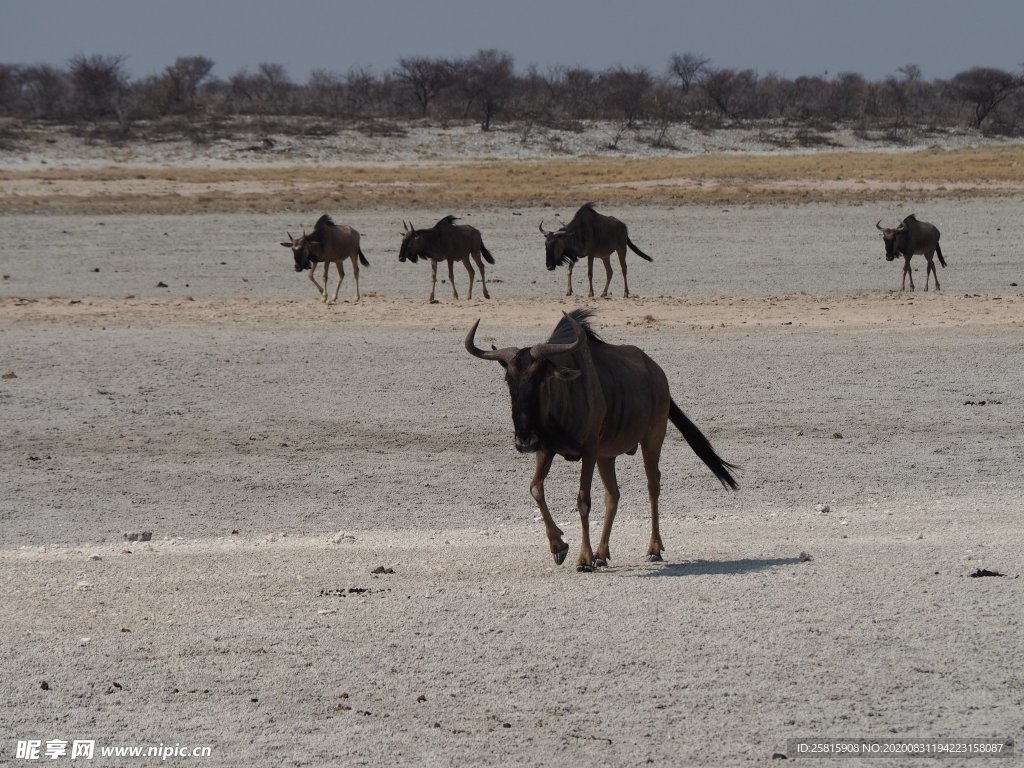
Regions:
[[1, 128, 1023, 765]]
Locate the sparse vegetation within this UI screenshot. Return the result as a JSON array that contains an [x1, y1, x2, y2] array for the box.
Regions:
[[1, 50, 1023, 137]]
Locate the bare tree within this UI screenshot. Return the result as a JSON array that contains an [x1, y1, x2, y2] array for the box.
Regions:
[[460, 49, 514, 130], [600, 66, 653, 127], [306, 69, 345, 116], [949, 66, 1021, 128], [67, 52, 128, 121], [395, 56, 452, 117], [700, 68, 758, 118], [668, 52, 710, 95], [161, 56, 214, 115]]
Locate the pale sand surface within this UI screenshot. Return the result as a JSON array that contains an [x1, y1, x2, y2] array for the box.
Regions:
[[1, 198, 1022, 765]]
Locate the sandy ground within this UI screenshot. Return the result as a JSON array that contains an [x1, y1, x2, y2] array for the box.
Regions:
[[2, 194, 1023, 765]]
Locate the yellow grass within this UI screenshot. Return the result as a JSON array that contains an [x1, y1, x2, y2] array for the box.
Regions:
[[2, 145, 1023, 213]]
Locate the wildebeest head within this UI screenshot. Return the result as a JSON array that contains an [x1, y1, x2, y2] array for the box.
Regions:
[[466, 313, 586, 453], [539, 222, 580, 271], [876, 220, 907, 261], [399, 222, 430, 264], [281, 230, 321, 272]]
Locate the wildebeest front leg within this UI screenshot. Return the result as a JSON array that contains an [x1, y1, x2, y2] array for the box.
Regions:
[[308, 266, 325, 298], [530, 451, 569, 565], [586, 256, 596, 298], [320, 261, 331, 302], [429, 259, 439, 303], [593, 457, 620, 567], [565, 262, 575, 296], [902, 256, 915, 292], [448, 259, 460, 300], [575, 456, 597, 572]]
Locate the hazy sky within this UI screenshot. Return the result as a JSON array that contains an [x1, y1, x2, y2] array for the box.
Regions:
[[2, 0, 1022, 83]]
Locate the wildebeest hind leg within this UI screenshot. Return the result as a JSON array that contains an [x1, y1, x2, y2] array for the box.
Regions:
[[530, 452, 569, 565], [351, 257, 361, 302], [330, 262, 345, 304], [575, 456, 597, 571], [473, 253, 490, 299], [463, 257, 475, 300], [593, 457, 620, 567], [617, 248, 630, 298], [641, 424, 667, 562], [599, 255, 613, 298], [448, 259, 460, 300]]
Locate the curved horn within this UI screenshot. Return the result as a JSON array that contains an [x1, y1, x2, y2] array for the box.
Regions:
[[529, 312, 585, 361], [875, 220, 884, 231], [465, 319, 517, 364], [539, 221, 553, 236]]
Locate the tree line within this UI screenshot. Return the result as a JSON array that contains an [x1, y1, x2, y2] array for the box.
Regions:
[[1, 50, 1022, 139]]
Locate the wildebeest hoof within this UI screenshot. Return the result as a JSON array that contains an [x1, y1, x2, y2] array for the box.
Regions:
[[576, 563, 594, 573], [645, 554, 663, 563], [553, 547, 568, 566], [593, 558, 608, 568], [429, 299, 440, 305]]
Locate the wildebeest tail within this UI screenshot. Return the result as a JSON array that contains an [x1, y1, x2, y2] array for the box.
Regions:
[[668, 401, 738, 490], [480, 242, 495, 264], [358, 248, 370, 267], [627, 236, 653, 262], [935, 242, 946, 268]]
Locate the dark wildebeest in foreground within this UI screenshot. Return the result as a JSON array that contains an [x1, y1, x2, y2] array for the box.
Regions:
[[466, 309, 737, 571], [281, 214, 369, 303], [399, 216, 495, 303], [539, 203, 653, 298], [876, 214, 946, 291]]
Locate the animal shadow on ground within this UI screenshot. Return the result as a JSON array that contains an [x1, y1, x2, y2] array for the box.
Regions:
[[636, 556, 808, 578]]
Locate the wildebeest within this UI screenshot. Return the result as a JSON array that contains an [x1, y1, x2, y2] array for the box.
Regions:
[[876, 214, 946, 291], [466, 309, 737, 571], [281, 214, 369, 303], [539, 203, 653, 298], [399, 216, 495, 303]]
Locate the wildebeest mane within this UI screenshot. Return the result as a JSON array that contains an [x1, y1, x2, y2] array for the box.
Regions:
[[435, 215, 460, 228], [309, 214, 336, 241], [547, 308, 604, 346]]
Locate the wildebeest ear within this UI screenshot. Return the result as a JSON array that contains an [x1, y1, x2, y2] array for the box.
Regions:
[[280, 241, 293, 248], [552, 366, 581, 381]]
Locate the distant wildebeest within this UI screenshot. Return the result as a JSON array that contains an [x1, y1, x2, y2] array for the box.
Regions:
[[539, 203, 653, 298], [281, 214, 369, 303], [466, 309, 737, 571], [399, 216, 495, 303], [876, 214, 946, 291]]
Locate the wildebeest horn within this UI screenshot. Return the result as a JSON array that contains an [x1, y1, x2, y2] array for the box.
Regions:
[[539, 221, 553, 236], [465, 319, 517, 364], [875, 220, 884, 231], [529, 312, 584, 361], [287, 231, 295, 241]]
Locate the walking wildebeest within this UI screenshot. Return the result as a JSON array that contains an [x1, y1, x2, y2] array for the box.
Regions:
[[539, 203, 653, 298], [281, 214, 369, 303], [399, 216, 495, 303], [466, 309, 737, 571], [876, 214, 946, 291]]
